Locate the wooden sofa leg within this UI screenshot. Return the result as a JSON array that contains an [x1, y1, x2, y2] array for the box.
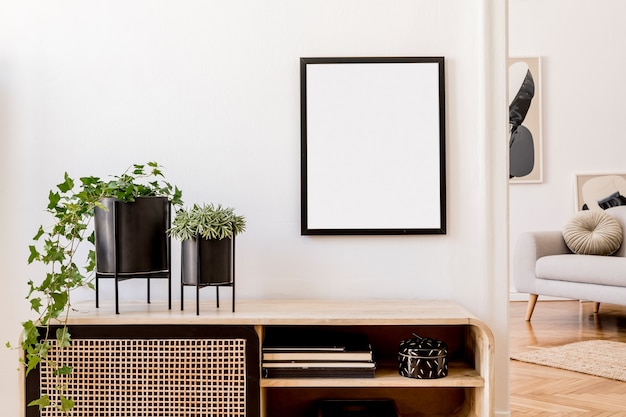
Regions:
[[525, 294, 538, 321], [593, 302, 600, 314]]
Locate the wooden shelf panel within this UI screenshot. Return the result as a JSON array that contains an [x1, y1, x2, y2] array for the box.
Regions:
[[63, 299, 480, 326], [260, 362, 483, 388]]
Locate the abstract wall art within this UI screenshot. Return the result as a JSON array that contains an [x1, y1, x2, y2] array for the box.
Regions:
[[509, 57, 542, 183], [575, 173, 626, 211]]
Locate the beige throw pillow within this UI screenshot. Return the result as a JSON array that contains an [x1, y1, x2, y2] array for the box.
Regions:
[[563, 210, 623, 255]]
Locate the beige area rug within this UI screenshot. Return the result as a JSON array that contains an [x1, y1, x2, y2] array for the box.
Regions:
[[511, 340, 626, 382]]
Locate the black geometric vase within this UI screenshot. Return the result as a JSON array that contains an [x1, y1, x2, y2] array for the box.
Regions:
[[180, 236, 235, 315], [181, 237, 233, 285], [95, 196, 170, 274], [94, 196, 171, 313]]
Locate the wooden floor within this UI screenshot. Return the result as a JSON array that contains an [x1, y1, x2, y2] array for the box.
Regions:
[[510, 300, 626, 417]]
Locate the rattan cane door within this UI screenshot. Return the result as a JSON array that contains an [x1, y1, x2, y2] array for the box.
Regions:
[[25, 325, 259, 417]]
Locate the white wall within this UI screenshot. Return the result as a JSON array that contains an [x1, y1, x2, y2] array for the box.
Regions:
[[509, 0, 626, 295], [1, 1, 510, 415]]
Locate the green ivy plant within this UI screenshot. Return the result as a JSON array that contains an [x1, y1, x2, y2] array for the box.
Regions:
[[10, 162, 182, 415], [168, 203, 246, 241]]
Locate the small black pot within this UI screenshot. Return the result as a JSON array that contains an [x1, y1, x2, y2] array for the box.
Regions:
[[181, 237, 233, 285], [94, 196, 170, 274]]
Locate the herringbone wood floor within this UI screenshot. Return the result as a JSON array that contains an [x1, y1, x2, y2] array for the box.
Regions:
[[510, 300, 626, 416]]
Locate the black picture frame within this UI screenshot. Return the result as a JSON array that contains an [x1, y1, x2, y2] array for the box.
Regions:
[[300, 57, 446, 235]]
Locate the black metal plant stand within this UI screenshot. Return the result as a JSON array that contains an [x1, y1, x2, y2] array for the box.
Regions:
[[96, 271, 172, 315], [181, 235, 235, 315], [95, 198, 172, 314]]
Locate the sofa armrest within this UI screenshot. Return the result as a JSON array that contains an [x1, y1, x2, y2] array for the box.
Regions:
[[513, 231, 571, 294]]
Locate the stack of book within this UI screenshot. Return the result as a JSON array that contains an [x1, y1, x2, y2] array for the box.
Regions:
[[261, 328, 376, 378]]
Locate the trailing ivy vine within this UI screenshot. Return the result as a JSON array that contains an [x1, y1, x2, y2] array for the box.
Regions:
[[8, 162, 182, 414]]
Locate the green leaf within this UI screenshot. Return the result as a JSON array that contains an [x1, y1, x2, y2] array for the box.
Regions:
[[59, 395, 75, 412], [39, 273, 53, 292], [57, 173, 74, 193], [28, 394, 50, 410], [79, 175, 100, 185], [51, 292, 69, 314], [86, 249, 96, 272], [25, 353, 41, 375], [172, 187, 183, 207], [28, 245, 40, 264], [132, 164, 145, 175], [21, 320, 40, 345], [56, 327, 71, 348], [30, 297, 43, 313], [54, 364, 73, 376], [33, 226, 45, 241], [47, 191, 61, 210], [87, 231, 95, 244]]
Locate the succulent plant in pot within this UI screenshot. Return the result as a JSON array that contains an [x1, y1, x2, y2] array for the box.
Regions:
[[168, 203, 246, 314], [15, 162, 183, 413]]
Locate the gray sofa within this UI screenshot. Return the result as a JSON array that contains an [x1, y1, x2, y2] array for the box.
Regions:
[[513, 205, 626, 320]]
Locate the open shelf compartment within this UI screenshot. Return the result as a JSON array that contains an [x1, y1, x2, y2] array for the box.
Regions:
[[259, 323, 490, 417]]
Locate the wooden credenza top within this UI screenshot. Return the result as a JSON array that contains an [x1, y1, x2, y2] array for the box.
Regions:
[[63, 299, 488, 328]]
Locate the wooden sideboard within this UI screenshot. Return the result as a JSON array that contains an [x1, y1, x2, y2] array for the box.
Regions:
[[25, 299, 494, 417]]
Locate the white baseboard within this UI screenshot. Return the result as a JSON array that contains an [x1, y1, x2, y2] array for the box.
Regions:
[[495, 411, 511, 417], [509, 292, 529, 302]]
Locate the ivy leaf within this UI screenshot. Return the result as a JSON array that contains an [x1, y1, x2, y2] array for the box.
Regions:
[[59, 395, 75, 412], [57, 173, 74, 193], [21, 320, 40, 345], [33, 226, 45, 241], [25, 353, 41, 375], [172, 187, 183, 207], [86, 249, 96, 272], [28, 394, 50, 410], [51, 292, 68, 313], [56, 327, 71, 348], [28, 245, 40, 264], [79, 176, 100, 186], [54, 365, 73, 376], [132, 164, 145, 175], [47, 191, 61, 210], [30, 297, 43, 313]]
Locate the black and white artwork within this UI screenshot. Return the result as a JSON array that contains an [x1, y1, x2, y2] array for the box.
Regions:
[[509, 57, 542, 183], [576, 174, 626, 211]]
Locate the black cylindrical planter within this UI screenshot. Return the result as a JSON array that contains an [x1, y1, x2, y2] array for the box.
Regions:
[[94, 196, 170, 274], [181, 237, 233, 285]]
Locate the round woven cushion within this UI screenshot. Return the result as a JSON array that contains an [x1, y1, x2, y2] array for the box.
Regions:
[[562, 210, 623, 255]]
